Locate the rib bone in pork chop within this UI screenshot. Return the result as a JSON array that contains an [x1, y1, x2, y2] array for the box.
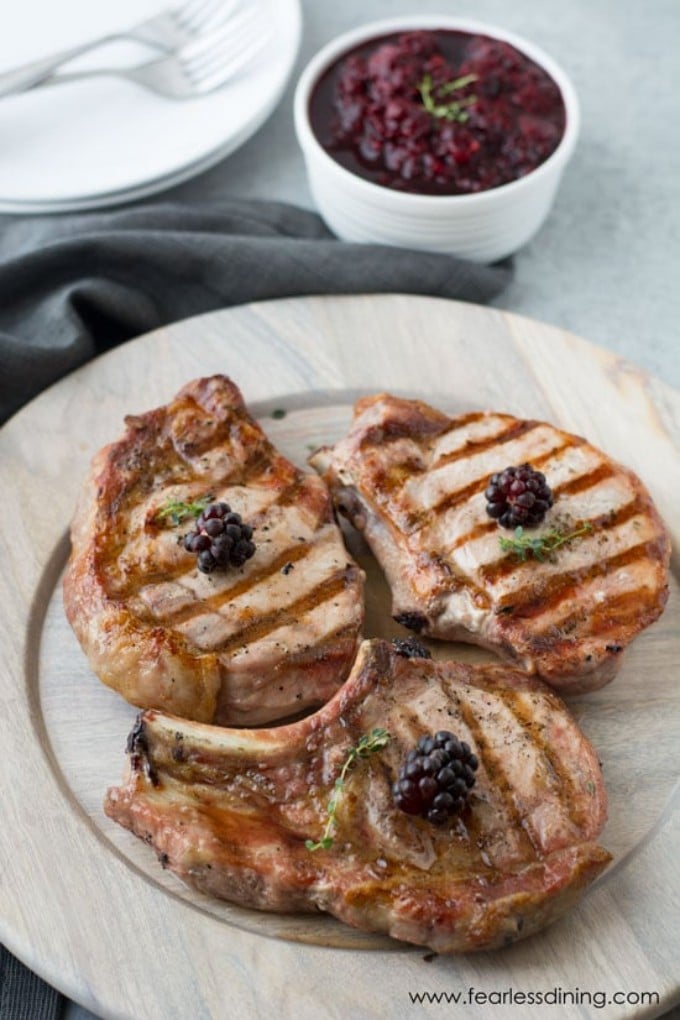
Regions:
[[310, 395, 670, 694], [105, 639, 611, 953], [63, 376, 364, 726]]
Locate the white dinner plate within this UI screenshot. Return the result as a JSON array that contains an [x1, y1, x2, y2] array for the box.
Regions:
[[0, 0, 301, 212]]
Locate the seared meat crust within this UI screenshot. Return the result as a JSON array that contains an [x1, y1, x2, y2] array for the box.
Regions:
[[105, 639, 611, 953], [64, 376, 364, 725], [311, 394, 670, 693]]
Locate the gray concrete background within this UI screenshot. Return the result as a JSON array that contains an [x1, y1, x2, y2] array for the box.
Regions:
[[58, 0, 678, 1016]]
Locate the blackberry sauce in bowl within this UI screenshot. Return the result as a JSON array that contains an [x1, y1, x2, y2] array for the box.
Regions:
[[294, 17, 579, 260], [308, 29, 567, 197]]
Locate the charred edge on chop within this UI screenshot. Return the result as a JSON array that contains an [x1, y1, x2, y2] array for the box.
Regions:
[[310, 394, 670, 694], [105, 639, 611, 954], [63, 375, 365, 725]]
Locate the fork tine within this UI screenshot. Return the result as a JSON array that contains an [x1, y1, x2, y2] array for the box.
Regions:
[[196, 37, 268, 90], [189, 28, 268, 89], [36, 0, 266, 98], [181, 7, 258, 65], [187, 21, 262, 77], [172, 0, 213, 26], [174, 0, 233, 31]]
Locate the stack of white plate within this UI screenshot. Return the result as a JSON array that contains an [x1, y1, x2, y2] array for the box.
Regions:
[[0, 0, 301, 213]]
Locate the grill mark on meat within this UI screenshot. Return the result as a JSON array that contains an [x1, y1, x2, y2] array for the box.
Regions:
[[209, 568, 355, 655], [357, 415, 451, 449], [534, 583, 665, 647], [110, 473, 323, 601], [487, 540, 654, 618], [383, 543, 493, 614], [431, 455, 612, 555], [343, 431, 572, 546], [478, 496, 645, 586], [585, 497, 646, 531], [364, 419, 536, 498], [419, 681, 530, 870], [389, 500, 633, 627], [426, 475, 489, 518], [270, 476, 312, 510], [425, 440, 578, 507], [422, 443, 570, 547], [459, 684, 583, 854], [215, 622, 362, 709], [439, 462, 621, 564], [405, 440, 570, 530], [451, 689, 540, 860], [551, 461, 615, 498], [504, 692, 588, 832], [281, 620, 360, 665], [157, 543, 318, 626], [446, 519, 497, 550], [409, 478, 488, 529], [512, 443, 574, 474], [438, 410, 489, 431], [430, 420, 540, 472]]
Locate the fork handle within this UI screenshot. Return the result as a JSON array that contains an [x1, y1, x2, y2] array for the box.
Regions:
[[0, 34, 133, 99]]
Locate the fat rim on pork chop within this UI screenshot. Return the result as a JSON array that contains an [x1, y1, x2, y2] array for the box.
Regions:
[[105, 638, 611, 953], [63, 375, 364, 726], [310, 393, 670, 694]]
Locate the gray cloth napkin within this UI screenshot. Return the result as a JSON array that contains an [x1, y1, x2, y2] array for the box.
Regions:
[[0, 951, 62, 1020], [0, 198, 511, 425], [0, 197, 511, 1018]]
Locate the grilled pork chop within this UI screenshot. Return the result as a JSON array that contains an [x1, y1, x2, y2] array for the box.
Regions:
[[63, 375, 364, 726], [311, 395, 670, 694], [105, 639, 611, 953]]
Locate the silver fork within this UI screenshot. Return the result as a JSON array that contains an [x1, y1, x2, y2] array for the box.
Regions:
[[39, 7, 268, 100], [0, 0, 235, 100]]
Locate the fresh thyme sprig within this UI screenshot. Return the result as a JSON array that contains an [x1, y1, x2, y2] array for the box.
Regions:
[[499, 523, 593, 562], [305, 727, 390, 852], [417, 72, 478, 123], [154, 493, 215, 527]]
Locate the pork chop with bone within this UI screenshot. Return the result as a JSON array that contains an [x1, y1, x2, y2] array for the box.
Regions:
[[63, 375, 364, 726], [310, 394, 670, 694], [105, 638, 611, 953]]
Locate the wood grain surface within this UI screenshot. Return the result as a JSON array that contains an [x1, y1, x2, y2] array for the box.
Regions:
[[0, 295, 678, 1020]]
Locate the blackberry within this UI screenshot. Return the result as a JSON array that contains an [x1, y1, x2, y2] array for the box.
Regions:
[[183, 502, 256, 574], [485, 463, 553, 529], [393, 731, 478, 825], [392, 638, 432, 660], [393, 611, 427, 633]]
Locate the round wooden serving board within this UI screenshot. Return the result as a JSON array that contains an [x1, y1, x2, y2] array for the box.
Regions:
[[0, 295, 678, 1020]]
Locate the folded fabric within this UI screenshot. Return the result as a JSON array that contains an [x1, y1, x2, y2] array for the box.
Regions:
[[0, 950, 61, 1020], [0, 199, 511, 425], [0, 196, 511, 1018]]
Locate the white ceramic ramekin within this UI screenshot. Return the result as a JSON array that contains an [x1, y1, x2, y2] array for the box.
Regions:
[[294, 16, 580, 263]]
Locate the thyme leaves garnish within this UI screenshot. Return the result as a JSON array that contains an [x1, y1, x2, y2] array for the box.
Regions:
[[499, 523, 593, 562], [305, 727, 390, 852], [155, 494, 214, 527], [417, 72, 478, 123]]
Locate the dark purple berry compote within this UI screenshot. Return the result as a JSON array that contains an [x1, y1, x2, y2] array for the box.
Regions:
[[308, 30, 566, 196]]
